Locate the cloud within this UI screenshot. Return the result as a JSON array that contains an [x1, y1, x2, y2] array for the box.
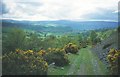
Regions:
[[1, 0, 119, 21], [0, 1, 9, 15], [82, 8, 118, 21]]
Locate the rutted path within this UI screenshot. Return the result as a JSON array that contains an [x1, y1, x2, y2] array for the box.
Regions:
[[48, 46, 109, 75], [76, 48, 108, 75], [66, 50, 83, 75]]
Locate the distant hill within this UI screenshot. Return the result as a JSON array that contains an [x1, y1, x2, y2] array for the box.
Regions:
[[2, 19, 118, 33]]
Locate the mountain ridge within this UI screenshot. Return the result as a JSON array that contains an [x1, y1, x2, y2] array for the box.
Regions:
[[2, 19, 118, 33]]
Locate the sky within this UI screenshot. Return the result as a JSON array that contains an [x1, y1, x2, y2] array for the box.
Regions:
[[0, 0, 119, 21]]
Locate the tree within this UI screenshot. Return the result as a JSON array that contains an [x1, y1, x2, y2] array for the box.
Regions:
[[25, 33, 42, 51], [90, 30, 98, 45], [3, 28, 26, 54]]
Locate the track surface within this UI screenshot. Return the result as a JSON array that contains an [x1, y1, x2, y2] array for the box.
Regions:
[[48, 46, 109, 75]]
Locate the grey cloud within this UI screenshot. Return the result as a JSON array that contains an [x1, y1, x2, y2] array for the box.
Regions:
[[82, 9, 117, 21], [0, 1, 9, 15]]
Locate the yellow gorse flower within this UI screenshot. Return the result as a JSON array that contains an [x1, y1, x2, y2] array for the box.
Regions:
[[45, 62, 48, 67], [15, 49, 21, 53], [55, 48, 60, 51], [109, 48, 115, 54], [48, 48, 52, 50], [23, 50, 34, 55], [38, 50, 46, 56], [38, 51, 42, 55], [27, 50, 33, 53], [107, 48, 120, 62], [23, 51, 28, 54]]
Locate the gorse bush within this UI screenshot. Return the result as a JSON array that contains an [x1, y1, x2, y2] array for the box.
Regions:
[[107, 48, 120, 75], [2, 49, 48, 75], [43, 48, 70, 66], [64, 43, 79, 54]]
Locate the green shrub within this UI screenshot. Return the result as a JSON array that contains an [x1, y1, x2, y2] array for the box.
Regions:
[[25, 33, 43, 51], [2, 49, 48, 75], [56, 35, 80, 49], [43, 48, 69, 66], [42, 35, 58, 49], [90, 31, 97, 45], [79, 41, 87, 48], [90, 30, 101, 46], [2, 28, 26, 54]]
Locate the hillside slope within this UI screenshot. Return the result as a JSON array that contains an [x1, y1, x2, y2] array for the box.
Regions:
[[91, 31, 119, 65]]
